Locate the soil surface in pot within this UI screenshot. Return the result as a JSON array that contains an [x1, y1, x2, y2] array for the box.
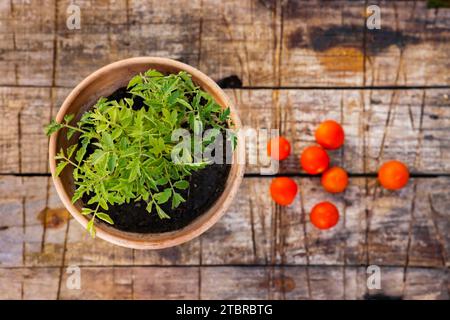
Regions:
[[81, 87, 232, 233]]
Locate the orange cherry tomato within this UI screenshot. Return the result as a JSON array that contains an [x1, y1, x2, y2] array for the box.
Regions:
[[300, 145, 330, 175], [378, 160, 409, 190], [310, 201, 339, 230], [315, 120, 345, 150], [270, 177, 298, 206], [321, 167, 349, 193], [267, 136, 291, 161]]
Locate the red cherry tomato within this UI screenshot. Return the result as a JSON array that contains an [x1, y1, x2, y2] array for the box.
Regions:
[[267, 136, 291, 161], [270, 177, 298, 206], [321, 167, 349, 193], [315, 120, 345, 150], [300, 145, 330, 175], [378, 160, 409, 190], [310, 201, 339, 230]]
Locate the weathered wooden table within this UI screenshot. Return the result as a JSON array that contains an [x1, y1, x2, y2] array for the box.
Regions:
[[0, 0, 449, 300]]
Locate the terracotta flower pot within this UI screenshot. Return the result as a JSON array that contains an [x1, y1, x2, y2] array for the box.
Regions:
[[49, 57, 245, 249]]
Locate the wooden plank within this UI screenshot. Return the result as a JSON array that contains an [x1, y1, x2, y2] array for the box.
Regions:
[[0, 0, 56, 86], [231, 88, 450, 174], [1, 266, 446, 299], [0, 87, 54, 173], [54, 0, 200, 87], [0, 176, 68, 267], [1, 87, 449, 174], [1, 1, 448, 87], [1, 176, 449, 268], [363, 0, 450, 87], [0, 267, 59, 299]]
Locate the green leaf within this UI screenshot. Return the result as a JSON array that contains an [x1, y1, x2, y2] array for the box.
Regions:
[[98, 198, 108, 211], [176, 98, 193, 111], [67, 145, 77, 158], [75, 138, 89, 163], [67, 128, 76, 140], [44, 119, 63, 136], [128, 160, 141, 182], [171, 192, 185, 209], [174, 180, 189, 190], [111, 127, 123, 140], [86, 217, 96, 238], [55, 161, 68, 176], [96, 213, 114, 225], [145, 200, 153, 213], [127, 74, 143, 89], [91, 149, 107, 165], [219, 107, 231, 122], [156, 176, 169, 185], [72, 187, 86, 203], [64, 114, 75, 123], [101, 132, 114, 150], [155, 203, 170, 219], [144, 69, 164, 78], [154, 188, 172, 205], [81, 207, 93, 215], [46, 68, 236, 237], [107, 153, 118, 172]]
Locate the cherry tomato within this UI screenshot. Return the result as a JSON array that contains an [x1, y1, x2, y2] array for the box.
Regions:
[[321, 167, 349, 193], [378, 160, 409, 190], [310, 201, 339, 230], [300, 145, 330, 175], [267, 136, 291, 161], [270, 177, 298, 206], [315, 120, 345, 150]]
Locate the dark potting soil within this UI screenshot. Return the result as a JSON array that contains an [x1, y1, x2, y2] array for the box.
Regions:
[[81, 87, 232, 233]]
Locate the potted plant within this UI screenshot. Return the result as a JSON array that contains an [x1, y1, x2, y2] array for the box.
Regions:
[[46, 57, 244, 249]]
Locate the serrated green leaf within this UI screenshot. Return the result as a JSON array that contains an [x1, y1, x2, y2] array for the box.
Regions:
[[171, 192, 185, 209], [155, 203, 170, 219], [64, 114, 75, 123], [67, 144, 77, 158], [55, 161, 68, 176], [101, 132, 114, 150], [96, 213, 114, 225], [145, 200, 153, 213], [107, 153, 118, 172], [174, 180, 189, 190], [44, 119, 63, 136], [67, 128, 76, 140], [127, 74, 143, 89], [154, 188, 172, 204], [47, 68, 235, 238], [176, 98, 193, 111]]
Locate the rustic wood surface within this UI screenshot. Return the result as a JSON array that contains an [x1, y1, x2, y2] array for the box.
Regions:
[[0, 0, 449, 300]]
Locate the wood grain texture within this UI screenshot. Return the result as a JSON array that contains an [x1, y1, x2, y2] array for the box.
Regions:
[[1, 176, 449, 269], [0, 1, 448, 87], [1, 0, 450, 300], [1, 87, 449, 174], [0, 266, 447, 300]]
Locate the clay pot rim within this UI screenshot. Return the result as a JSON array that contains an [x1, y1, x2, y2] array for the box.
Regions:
[[49, 57, 245, 250]]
